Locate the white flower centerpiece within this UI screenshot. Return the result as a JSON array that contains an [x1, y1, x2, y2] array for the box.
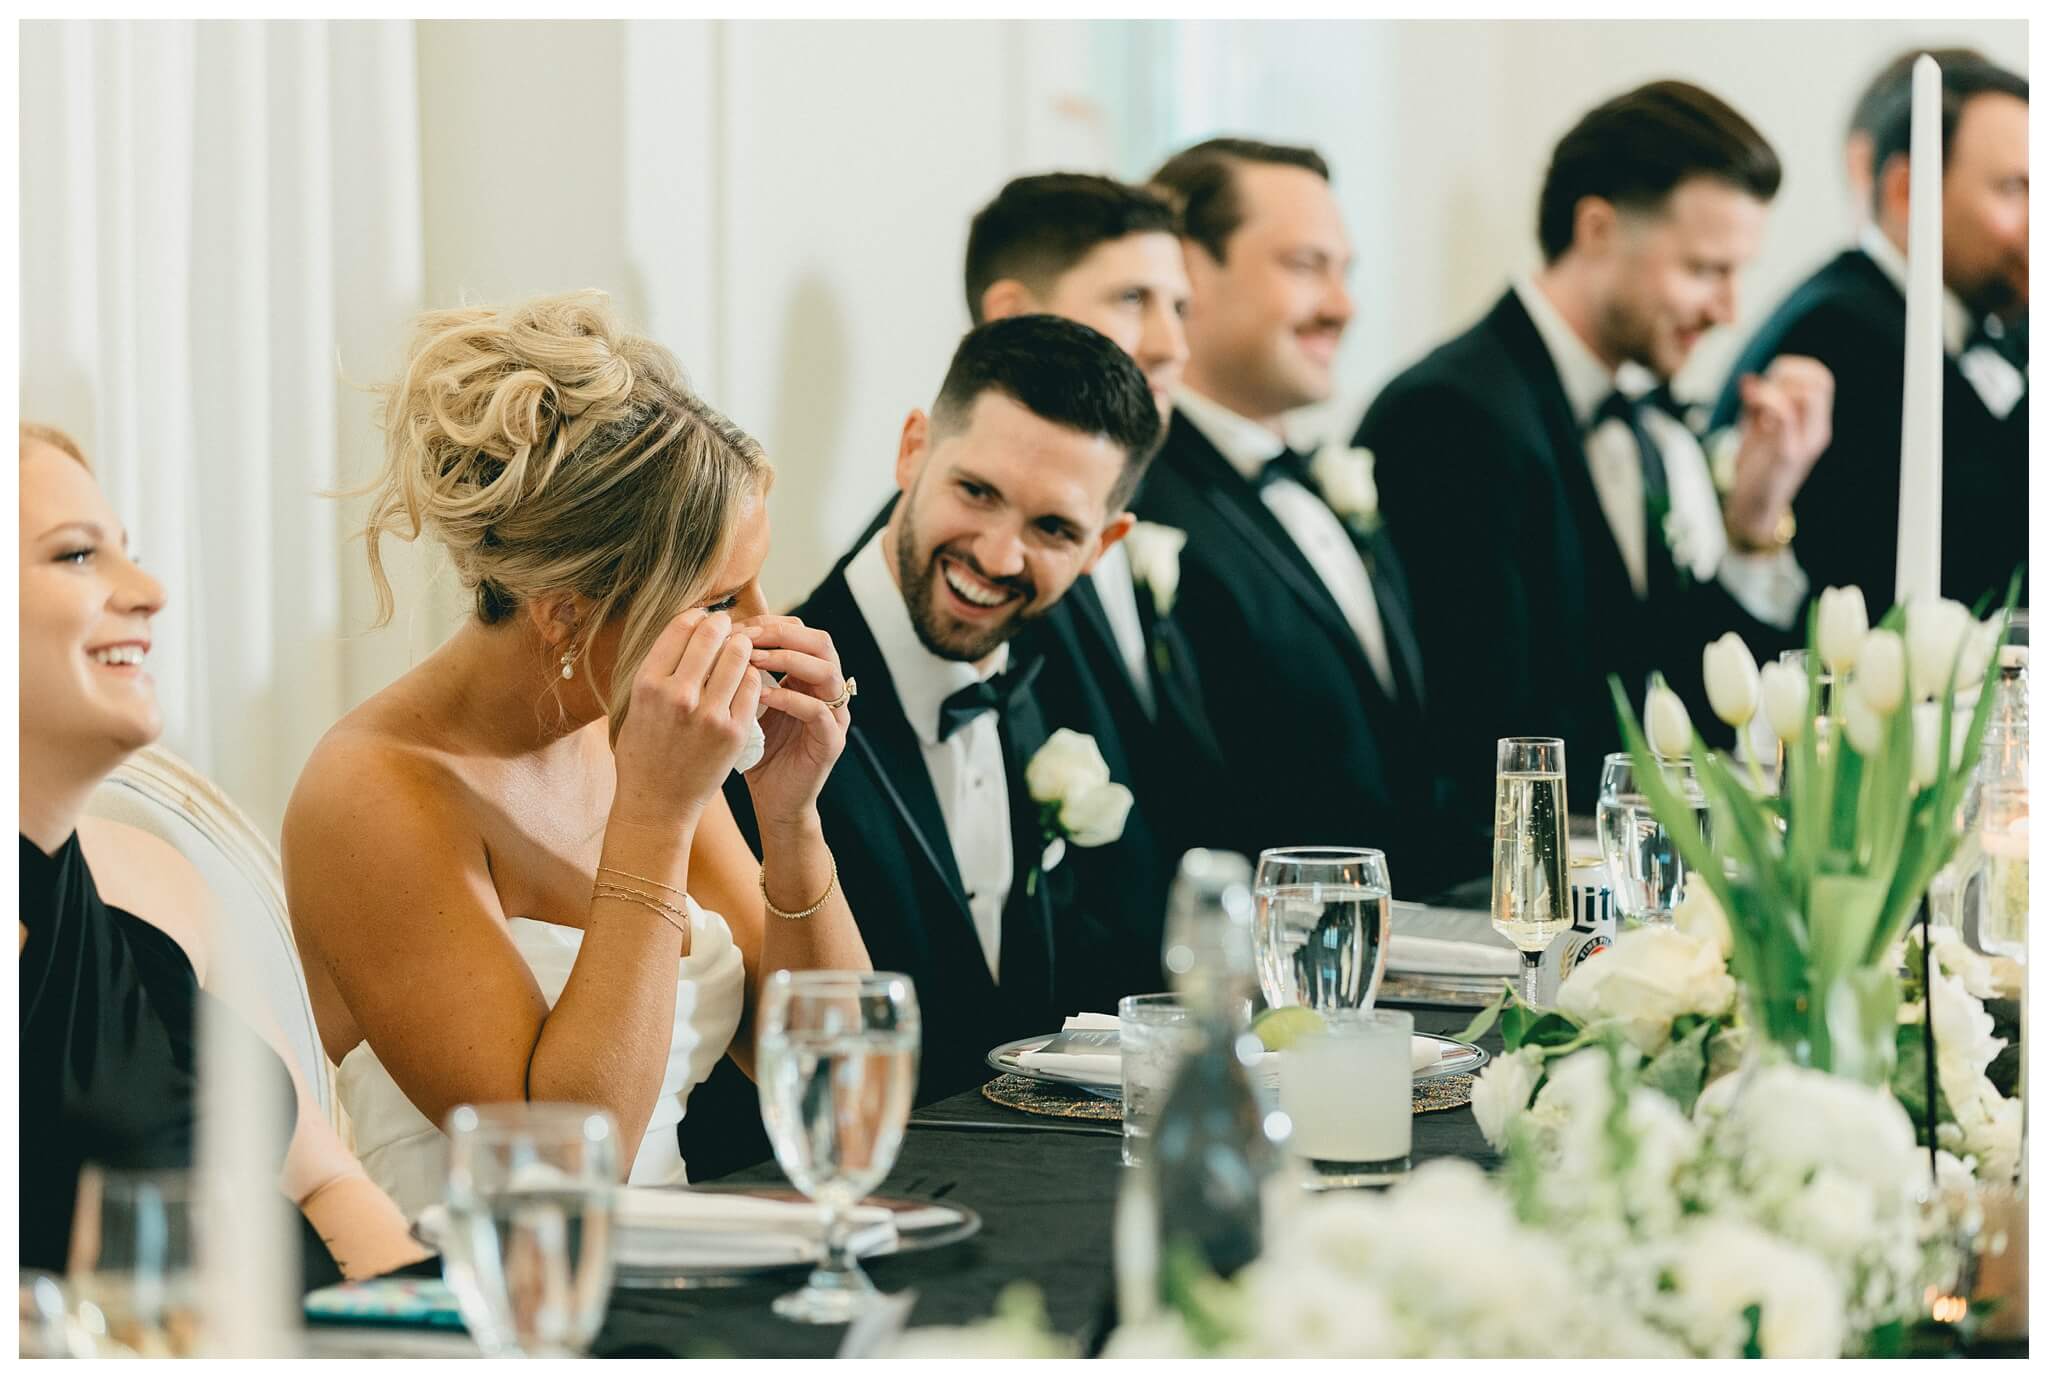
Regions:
[[1611, 583, 2014, 1083]]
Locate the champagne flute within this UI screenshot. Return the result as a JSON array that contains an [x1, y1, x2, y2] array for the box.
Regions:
[[1252, 847, 1392, 1012], [756, 970, 920, 1325], [441, 1103, 619, 1358], [64, 1166, 204, 1357], [1492, 737, 1571, 1006]]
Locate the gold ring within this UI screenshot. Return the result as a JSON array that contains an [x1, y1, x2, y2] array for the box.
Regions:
[[825, 677, 857, 712]]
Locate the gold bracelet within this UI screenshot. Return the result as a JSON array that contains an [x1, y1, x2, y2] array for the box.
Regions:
[[592, 882, 692, 950], [759, 859, 837, 921], [597, 864, 687, 898]]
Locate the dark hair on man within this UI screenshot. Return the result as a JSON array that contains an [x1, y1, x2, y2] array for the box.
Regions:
[[1848, 45, 1988, 140], [1865, 53, 2028, 212], [1537, 81, 1782, 264], [931, 314, 1162, 511], [963, 174, 1179, 325], [1148, 137, 1331, 263]]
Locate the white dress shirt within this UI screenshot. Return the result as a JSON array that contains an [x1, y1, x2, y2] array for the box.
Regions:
[[844, 526, 1014, 981], [1173, 386, 1398, 696], [1858, 224, 2028, 421], [1087, 542, 1156, 718], [1513, 277, 1806, 629]]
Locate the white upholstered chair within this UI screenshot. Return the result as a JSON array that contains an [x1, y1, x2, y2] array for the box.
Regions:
[[83, 745, 338, 1128]]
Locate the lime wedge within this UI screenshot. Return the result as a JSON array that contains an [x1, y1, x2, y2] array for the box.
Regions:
[[1252, 1005, 1326, 1052]]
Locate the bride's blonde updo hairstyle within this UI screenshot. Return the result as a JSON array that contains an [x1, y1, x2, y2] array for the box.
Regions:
[[363, 290, 770, 733]]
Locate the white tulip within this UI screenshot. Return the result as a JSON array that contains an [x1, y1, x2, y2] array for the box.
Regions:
[[1816, 586, 1869, 672], [1853, 628, 1906, 715], [1840, 679, 1885, 757], [1702, 633, 1760, 728], [1059, 781, 1134, 847], [1758, 660, 1809, 744], [1646, 685, 1693, 759], [1906, 597, 1973, 702], [1909, 702, 1967, 793], [1024, 728, 1111, 804], [1958, 618, 2000, 694]]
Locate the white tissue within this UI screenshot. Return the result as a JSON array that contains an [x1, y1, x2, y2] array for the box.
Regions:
[[734, 717, 767, 775]]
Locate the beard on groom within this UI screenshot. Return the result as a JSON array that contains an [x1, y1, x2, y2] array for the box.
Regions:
[[683, 315, 1168, 1177]]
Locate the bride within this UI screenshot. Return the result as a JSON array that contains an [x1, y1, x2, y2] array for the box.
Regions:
[[283, 292, 869, 1217]]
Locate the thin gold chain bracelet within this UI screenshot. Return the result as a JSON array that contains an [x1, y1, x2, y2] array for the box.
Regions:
[[759, 859, 838, 921]]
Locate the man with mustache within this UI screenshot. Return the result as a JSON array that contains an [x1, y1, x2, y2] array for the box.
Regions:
[[1357, 82, 1833, 826], [966, 172, 1228, 994], [1714, 54, 2028, 615], [1133, 138, 1456, 892], [733, 314, 1164, 1105]]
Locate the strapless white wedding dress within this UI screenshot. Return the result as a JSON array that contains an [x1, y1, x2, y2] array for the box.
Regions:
[[336, 902, 746, 1221]]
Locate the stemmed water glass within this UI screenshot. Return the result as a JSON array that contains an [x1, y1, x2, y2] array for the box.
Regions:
[[441, 1103, 619, 1358], [64, 1166, 204, 1357], [1492, 737, 1571, 1006], [1252, 847, 1393, 1012], [1596, 751, 1709, 927], [756, 969, 921, 1324]]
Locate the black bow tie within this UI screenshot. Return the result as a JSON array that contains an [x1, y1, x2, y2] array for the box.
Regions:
[[1256, 446, 1316, 492], [937, 655, 1044, 742]]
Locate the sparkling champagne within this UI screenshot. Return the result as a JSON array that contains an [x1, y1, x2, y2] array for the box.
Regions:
[[1492, 770, 1571, 951]]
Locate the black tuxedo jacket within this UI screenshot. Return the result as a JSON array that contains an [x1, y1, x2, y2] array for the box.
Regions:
[[1356, 288, 1796, 822], [1129, 410, 1456, 892], [1709, 250, 2028, 615], [1019, 565, 1227, 990], [677, 540, 1172, 1180]]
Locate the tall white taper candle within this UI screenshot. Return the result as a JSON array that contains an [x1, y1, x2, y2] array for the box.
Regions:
[[1895, 54, 1945, 606]]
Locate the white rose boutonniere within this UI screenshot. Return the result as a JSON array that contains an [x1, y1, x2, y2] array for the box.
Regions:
[[1023, 729, 1134, 894], [1121, 521, 1187, 619], [1309, 443, 1380, 537]]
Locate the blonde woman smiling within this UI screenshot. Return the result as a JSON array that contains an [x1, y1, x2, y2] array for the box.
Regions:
[[284, 293, 868, 1217]]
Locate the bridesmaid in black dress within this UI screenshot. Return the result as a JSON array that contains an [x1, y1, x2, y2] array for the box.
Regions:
[[16, 422, 429, 1286]]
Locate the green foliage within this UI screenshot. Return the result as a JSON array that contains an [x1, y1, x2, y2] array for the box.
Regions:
[[1639, 1017, 1715, 1115]]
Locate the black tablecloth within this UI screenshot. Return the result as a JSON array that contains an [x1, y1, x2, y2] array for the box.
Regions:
[[592, 1007, 1497, 1359]]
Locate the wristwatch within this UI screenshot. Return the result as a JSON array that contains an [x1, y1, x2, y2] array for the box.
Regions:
[[1726, 507, 1797, 555]]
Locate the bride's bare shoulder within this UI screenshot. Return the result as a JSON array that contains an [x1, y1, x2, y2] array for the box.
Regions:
[[283, 699, 482, 874]]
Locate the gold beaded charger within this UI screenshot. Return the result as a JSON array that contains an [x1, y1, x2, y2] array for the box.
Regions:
[[982, 1072, 1475, 1121]]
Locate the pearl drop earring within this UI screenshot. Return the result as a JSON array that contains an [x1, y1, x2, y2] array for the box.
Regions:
[[560, 646, 577, 681]]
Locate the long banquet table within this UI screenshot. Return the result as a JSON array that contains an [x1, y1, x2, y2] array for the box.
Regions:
[[590, 1006, 1499, 1360]]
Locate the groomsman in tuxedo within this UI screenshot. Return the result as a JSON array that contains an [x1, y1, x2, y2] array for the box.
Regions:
[[1133, 139, 1459, 891], [1715, 55, 2027, 614], [1842, 46, 1989, 229], [745, 316, 1161, 1104], [966, 172, 1228, 985], [1357, 83, 1834, 819]]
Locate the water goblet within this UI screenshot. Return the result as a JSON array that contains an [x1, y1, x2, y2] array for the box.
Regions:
[[441, 1102, 619, 1358], [756, 969, 921, 1325]]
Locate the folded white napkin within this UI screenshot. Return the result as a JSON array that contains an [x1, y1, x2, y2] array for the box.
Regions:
[[418, 1188, 900, 1271], [612, 1188, 898, 1269], [1014, 1014, 1446, 1086], [1386, 933, 1518, 978]]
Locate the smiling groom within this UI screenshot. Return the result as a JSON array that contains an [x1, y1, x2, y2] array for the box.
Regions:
[[732, 314, 1166, 1103]]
